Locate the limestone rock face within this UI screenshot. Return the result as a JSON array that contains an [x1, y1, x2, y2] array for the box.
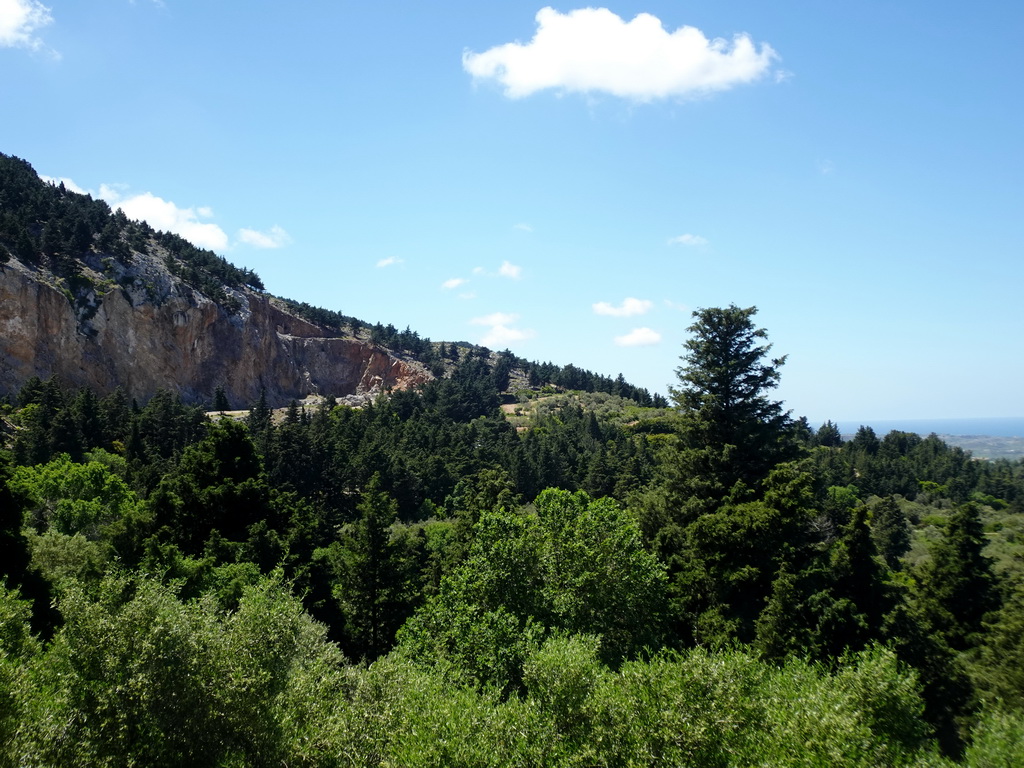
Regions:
[[0, 254, 430, 406]]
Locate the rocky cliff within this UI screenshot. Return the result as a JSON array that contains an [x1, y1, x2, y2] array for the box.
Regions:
[[0, 250, 431, 407]]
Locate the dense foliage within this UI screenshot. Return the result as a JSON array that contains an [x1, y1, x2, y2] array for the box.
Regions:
[[2, 304, 1023, 764]]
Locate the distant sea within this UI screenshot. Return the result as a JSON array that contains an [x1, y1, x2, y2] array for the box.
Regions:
[[834, 417, 1024, 439]]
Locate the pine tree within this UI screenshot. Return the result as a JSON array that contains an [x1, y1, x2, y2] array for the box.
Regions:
[[331, 474, 409, 659], [916, 502, 1000, 652], [815, 420, 843, 447], [213, 386, 231, 412], [871, 495, 911, 570], [660, 305, 795, 524]]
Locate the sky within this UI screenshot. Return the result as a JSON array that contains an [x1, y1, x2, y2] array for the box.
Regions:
[[2, 1, 1022, 423]]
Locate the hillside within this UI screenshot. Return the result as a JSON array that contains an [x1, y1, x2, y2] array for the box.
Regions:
[[0, 152, 661, 410]]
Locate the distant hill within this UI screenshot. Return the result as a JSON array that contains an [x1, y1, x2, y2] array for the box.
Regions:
[[0, 152, 661, 408]]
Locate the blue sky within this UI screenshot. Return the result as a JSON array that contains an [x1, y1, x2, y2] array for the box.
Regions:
[[3, 1, 1022, 422]]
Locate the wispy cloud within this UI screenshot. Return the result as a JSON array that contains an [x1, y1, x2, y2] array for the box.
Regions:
[[473, 261, 523, 279], [442, 277, 468, 290], [668, 233, 708, 247], [470, 312, 535, 348], [615, 327, 662, 347], [376, 256, 404, 268], [471, 312, 519, 327], [593, 297, 652, 317], [0, 0, 54, 53], [514, 223, 533, 232], [464, 7, 778, 102], [498, 260, 522, 279], [238, 225, 291, 249]]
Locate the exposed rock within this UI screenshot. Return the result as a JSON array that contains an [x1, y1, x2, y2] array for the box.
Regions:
[[0, 251, 431, 407]]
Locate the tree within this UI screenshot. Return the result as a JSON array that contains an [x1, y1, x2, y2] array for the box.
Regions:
[[670, 305, 789, 452], [871, 496, 911, 570], [915, 502, 1000, 653], [149, 420, 275, 553], [245, 388, 272, 435], [212, 387, 230, 412], [815, 420, 844, 447], [399, 489, 666, 688], [658, 305, 795, 525], [319, 475, 414, 660]]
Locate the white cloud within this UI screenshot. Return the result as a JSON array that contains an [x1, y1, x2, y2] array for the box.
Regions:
[[43, 175, 287, 254], [615, 327, 662, 347], [472, 261, 523, 279], [459, 291, 477, 300], [238, 225, 291, 249], [442, 277, 468, 290], [593, 297, 652, 317], [498, 260, 522, 279], [100, 187, 229, 251], [0, 0, 53, 51], [481, 325, 535, 348], [669, 233, 708, 247], [471, 312, 519, 327], [40, 175, 86, 194], [470, 312, 535, 347], [514, 222, 533, 232], [376, 256, 403, 268], [463, 7, 778, 102]]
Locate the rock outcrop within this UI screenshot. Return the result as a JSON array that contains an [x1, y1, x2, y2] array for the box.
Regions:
[[0, 251, 431, 407]]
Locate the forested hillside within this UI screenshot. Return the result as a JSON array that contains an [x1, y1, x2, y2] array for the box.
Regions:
[[1, 303, 1023, 766], [0, 151, 665, 411], [2, 152, 1024, 765]]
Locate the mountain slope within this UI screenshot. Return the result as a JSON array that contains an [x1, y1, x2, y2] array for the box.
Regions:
[[0, 152, 662, 408], [0, 153, 429, 406]]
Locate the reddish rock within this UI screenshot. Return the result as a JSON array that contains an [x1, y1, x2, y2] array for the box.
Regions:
[[0, 255, 430, 406]]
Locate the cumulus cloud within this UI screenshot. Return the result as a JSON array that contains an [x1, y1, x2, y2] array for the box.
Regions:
[[669, 233, 708, 247], [471, 311, 535, 347], [463, 7, 777, 102], [0, 0, 53, 51], [498, 260, 522, 279], [593, 297, 652, 317], [376, 256, 403, 268], [99, 187, 229, 251], [442, 277, 468, 290], [238, 225, 291, 249], [615, 327, 662, 347]]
